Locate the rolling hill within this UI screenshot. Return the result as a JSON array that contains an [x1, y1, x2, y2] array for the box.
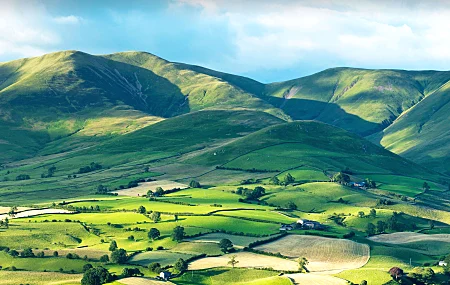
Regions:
[[1, 50, 450, 175]]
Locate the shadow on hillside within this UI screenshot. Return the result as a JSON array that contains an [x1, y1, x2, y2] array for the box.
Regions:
[[263, 96, 382, 136]]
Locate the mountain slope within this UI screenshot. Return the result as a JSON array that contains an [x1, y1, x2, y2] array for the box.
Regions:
[[370, 80, 450, 174], [263, 68, 450, 137]]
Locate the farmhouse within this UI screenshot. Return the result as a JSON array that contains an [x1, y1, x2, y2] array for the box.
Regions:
[[296, 219, 324, 230], [160, 271, 171, 280], [439, 261, 448, 267], [279, 224, 293, 231], [350, 181, 366, 189]]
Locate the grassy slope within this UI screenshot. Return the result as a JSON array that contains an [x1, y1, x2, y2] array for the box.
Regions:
[[370, 79, 450, 175], [186, 120, 438, 180]]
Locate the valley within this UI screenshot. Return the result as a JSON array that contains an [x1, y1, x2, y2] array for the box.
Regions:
[[0, 51, 450, 285]]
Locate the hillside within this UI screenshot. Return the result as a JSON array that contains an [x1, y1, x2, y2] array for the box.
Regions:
[[1, 50, 450, 175], [186, 120, 438, 180]]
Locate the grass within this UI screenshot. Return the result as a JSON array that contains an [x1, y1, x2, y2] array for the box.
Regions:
[[128, 251, 193, 267], [172, 268, 292, 285], [0, 271, 82, 285]]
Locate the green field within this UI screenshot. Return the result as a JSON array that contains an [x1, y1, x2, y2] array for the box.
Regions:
[[1, 50, 450, 285]]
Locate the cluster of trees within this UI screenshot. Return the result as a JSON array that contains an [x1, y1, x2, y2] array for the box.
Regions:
[[236, 186, 266, 200], [15, 174, 30, 181], [366, 212, 412, 236], [332, 172, 350, 185], [96, 185, 109, 195], [148, 187, 165, 197], [0, 218, 9, 228], [108, 241, 128, 263], [41, 166, 56, 178], [269, 173, 295, 186], [78, 162, 102, 174], [358, 209, 377, 218], [364, 178, 376, 188]]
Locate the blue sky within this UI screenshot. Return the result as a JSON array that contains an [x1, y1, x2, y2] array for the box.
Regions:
[[1, 0, 450, 82]]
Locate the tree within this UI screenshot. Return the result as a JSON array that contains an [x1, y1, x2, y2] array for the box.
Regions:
[[8, 206, 18, 217], [227, 255, 239, 268], [21, 247, 34, 257], [360, 281, 367, 285], [137, 206, 146, 214], [298, 257, 309, 273], [174, 258, 187, 273], [409, 267, 434, 283], [121, 267, 143, 278], [219, 238, 233, 253], [369, 208, 376, 218], [99, 255, 109, 263], [189, 180, 201, 188], [332, 172, 350, 185], [269, 176, 280, 185], [109, 240, 118, 252], [366, 223, 376, 236], [9, 250, 19, 257], [96, 185, 108, 194], [429, 220, 435, 230], [53, 251, 59, 257], [172, 225, 185, 242], [250, 186, 266, 199], [389, 267, 404, 281], [358, 211, 365, 218], [148, 262, 162, 273], [36, 251, 45, 258], [151, 211, 161, 223], [81, 267, 112, 285], [284, 173, 295, 185], [286, 201, 297, 210], [154, 187, 164, 197], [376, 220, 386, 234], [83, 264, 93, 272], [110, 248, 127, 264], [146, 190, 153, 197], [148, 228, 161, 240], [423, 182, 430, 192]]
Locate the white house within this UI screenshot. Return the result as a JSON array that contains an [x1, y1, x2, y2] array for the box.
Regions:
[[439, 261, 448, 267]]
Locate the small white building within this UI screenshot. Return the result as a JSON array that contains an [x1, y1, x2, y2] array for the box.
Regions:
[[439, 261, 448, 267], [160, 271, 171, 280]]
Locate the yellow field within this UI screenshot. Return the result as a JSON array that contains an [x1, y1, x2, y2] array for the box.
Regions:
[[188, 252, 299, 271], [254, 235, 369, 272]]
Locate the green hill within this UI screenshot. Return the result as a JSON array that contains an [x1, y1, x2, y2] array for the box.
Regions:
[[186, 120, 437, 180], [2, 50, 450, 175]]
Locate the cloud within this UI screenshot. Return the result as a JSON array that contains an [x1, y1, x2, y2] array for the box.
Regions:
[[0, 0, 61, 59], [173, 0, 450, 77], [53, 15, 83, 24]]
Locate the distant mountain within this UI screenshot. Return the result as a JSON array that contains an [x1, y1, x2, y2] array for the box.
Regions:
[[1, 50, 450, 174]]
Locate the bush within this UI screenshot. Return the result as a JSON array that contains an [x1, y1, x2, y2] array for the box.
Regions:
[[148, 262, 161, 273]]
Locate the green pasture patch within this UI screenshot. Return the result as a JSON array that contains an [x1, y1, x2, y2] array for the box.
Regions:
[[128, 250, 193, 266], [0, 271, 82, 285], [171, 242, 222, 256], [173, 268, 290, 285]]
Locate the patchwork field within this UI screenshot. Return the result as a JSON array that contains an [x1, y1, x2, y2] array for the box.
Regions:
[[188, 252, 299, 271], [186, 233, 278, 247], [254, 235, 370, 272], [0, 271, 82, 285], [128, 251, 193, 267], [113, 277, 175, 285]]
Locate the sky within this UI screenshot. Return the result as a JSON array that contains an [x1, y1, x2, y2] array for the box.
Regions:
[[2, 0, 450, 82]]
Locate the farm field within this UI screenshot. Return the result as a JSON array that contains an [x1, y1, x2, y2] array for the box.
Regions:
[[188, 252, 299, 271], [254, 235, 370, 272], [0, 50, 450, 285]]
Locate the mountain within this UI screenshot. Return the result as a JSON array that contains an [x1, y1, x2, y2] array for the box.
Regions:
[[1, 50, 450, 175]]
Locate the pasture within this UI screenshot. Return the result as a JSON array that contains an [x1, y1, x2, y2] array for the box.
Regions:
[[112, 180, 188, 197]]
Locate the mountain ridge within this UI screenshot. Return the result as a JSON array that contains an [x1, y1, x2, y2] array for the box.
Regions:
[[1, 50, 450, 174]]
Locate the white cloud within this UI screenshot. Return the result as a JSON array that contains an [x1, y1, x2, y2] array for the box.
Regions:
[[173, 0, 450, 74], [53, 15, 83, 24]]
